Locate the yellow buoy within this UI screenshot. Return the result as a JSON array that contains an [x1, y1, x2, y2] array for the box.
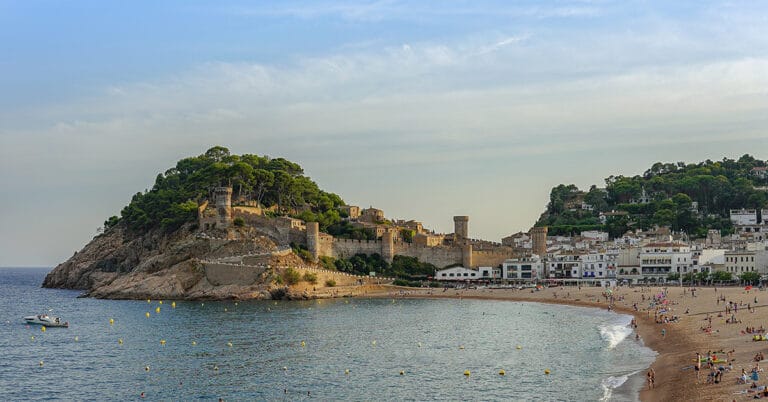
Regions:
[[459, 345, 464, 350], [224, 308, 228, 312], [41, 326, 46, 332], [118, 338, 123, 345], [399, 370, 405, 375], [516, 345, 522, 350], [30, 336, 35, 341], [345, 369, 350, 375], [155, 307, 161, 314], [301, 341, 306, 347], [144, 365, 150, 371], [192, 341, 197, 346], [39, 361, 44, 367], [74, 336, 79, 342], [145, 312, 150, 318], [147, 299, 151, 303], [109, 318, 114, 325], [544, 369, 551, 375], [282, 366, 288, 371], [234, 302, 238, 306], [418, 342, 422, 347], [499, 369, 506, 376], [213, 365, 219, 371], [159, 300, 163, 304], [372, 340, 377, 346], [171, 302, 176, 308], [464, 370, 471, 376], [160, 339, 166, 346], [227, 342, 233, 347], [201, 303, 205, 307]]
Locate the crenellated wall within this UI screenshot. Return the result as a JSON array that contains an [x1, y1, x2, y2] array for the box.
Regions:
[[307, 222, 515, 269], [330, 238, 383, 259]]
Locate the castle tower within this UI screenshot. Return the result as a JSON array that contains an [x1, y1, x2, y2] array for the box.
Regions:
[[530, 226, 548, 258], [462, 244, 473, 268], [381, 230, 395, 263], [306, 222, 320, 262], [214, 187, 233, 228], [454, 216, 469, 240]]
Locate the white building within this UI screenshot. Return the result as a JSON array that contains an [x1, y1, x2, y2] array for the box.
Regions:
[[731, 209, 758, 226], [547, 253, 582, 279], [435, 267, 480, 281], [724, 249, 768, 276], [640, 242, 692, 281], [502, 256, 545, 281], [580, 251, 617, 279], [581, 231, 609, 242], [477, 266, 502, 280]]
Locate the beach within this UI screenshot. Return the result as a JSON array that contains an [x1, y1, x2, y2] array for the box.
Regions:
[[373, 284, 768, 402]]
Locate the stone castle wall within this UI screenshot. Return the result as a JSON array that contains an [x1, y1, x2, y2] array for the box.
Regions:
[[471, 249, 513, 268], [393, 241, 464, 268], [203, 262, 268, 286], [329, 238, 383, 259], [233, 208, 306, 246]]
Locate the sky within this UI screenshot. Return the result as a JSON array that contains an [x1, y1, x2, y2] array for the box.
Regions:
[[1, 0, 767, 266]]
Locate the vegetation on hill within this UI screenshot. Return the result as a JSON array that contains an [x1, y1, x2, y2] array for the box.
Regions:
[[536, 155, 768, 238], [318, 254, 437, 280], [108, 146, 344, 232]]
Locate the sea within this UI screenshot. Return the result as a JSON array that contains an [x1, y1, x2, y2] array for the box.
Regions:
[[0, 268, 656, 401]]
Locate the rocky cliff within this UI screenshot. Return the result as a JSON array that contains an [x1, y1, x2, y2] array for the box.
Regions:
[[43, 223, 297, 300]]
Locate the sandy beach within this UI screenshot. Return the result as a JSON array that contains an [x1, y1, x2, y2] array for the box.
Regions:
[[363, 284, 768, 402]]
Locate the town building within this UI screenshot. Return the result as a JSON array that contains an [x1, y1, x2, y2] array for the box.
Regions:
[[502, 256, 545, 281]]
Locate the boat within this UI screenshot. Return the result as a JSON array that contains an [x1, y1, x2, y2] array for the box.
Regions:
[[24, 314, 69, 328]]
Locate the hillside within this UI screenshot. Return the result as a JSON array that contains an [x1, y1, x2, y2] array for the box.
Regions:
[[535, 155, 768, 238], [42, 147, 366, 300]]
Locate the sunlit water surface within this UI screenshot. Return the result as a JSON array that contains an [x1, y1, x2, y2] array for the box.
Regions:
[[0, 268, 655, 401]]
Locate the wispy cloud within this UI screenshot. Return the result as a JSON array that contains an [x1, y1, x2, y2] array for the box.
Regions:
[[224, 1, 603, 22]]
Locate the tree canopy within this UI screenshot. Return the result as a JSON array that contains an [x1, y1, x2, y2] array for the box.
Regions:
[[537, 155, 768, 238], [114, 146, 344, 232]]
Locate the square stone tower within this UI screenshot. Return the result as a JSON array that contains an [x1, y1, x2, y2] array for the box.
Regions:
[[453, 216, 469, 240]]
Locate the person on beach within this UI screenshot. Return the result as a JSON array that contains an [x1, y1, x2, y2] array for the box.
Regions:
[[647, 368, 655, 389], [695, 353, 702, 382]]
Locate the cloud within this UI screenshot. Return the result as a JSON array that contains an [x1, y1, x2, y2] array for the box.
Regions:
[[224, 1, 603, 22]]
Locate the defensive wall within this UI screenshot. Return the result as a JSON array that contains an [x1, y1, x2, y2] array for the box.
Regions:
[[202, 262, 269, 286], [201, 259, 393, 287], [308, 226, 512, 268], [232, 207, 306, 246]]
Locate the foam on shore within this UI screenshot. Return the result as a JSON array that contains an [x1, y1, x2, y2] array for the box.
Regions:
[[600, 318, 633, 349]]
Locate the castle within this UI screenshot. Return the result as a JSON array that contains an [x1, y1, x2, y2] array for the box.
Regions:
[[197, 187, 524, 269]]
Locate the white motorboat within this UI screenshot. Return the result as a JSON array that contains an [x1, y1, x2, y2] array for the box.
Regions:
[[24, 314, 69, 328]]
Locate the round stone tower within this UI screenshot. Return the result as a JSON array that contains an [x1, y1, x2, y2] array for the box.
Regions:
[[462, 244, 473, 268], [214, 187, 233, 228], [453, 216, 469, 240], [530, 226, 548, 258], [381, 230, 395, 263], [306, 222, 320, 262]]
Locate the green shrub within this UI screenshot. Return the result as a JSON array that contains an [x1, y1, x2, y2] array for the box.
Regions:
[[303, 272, 318, 285], [233, 217, 245, 227], [325, 279, 336, 287], [283, 268, 301, 286]]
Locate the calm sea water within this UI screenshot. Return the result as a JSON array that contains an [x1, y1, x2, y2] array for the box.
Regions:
[[0, 268, 655, 401]]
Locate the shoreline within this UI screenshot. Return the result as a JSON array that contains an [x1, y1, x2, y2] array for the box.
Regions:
[[361, 285, 703, 402]]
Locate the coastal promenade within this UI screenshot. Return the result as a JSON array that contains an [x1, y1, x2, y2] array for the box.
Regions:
[[366, 284, 768, 401]]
